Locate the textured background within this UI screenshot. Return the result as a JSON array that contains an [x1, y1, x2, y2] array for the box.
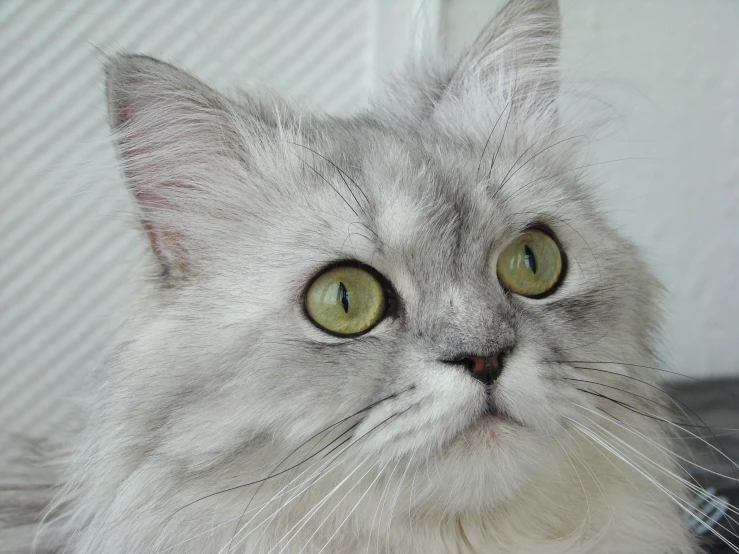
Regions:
[[1, 0, 738, 438]]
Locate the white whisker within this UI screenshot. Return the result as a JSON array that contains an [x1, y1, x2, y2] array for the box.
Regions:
[[314, 459, 391, 554], [269, 458, 375, 554], [568, 414, 739, 552], [572, 404, 739, 519]]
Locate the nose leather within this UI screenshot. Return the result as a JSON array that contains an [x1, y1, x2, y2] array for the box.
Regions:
[[466, 355, 502, 384], [467, 355, 499, 376], [443, 353, 505, 385]]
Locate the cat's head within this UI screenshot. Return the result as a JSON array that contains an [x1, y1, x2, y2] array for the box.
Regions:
[[103, 0, 661, 515]]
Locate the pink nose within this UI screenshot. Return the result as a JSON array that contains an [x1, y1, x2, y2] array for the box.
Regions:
[[442, 351, 507, 385], [448, 353, 504, 385], [466, 355, 500, 376]]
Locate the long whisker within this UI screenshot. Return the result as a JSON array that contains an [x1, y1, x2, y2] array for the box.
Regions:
[[228, 432, 374, 553], [493, 135, 587, 197], [574, 399, 739, 483], [569, 418, 739, 553], [271, 417, 371, 535], [367, 458, 401, 554], [557, 363, 739, 433], [568, 409, 739, 549], [560, 362, 739, 481], [570, 384, 739, 490], [287, 141, 371, 213], [383, 450, 415, 551], [476, 102, 510, 178], [573, 387, 703, 428], [265, 408, 409, 554], [559, 358, 739, 524], [576, 406, 739, 528], [245, 458, 374, 554], [571, 411, 739, 534], [156, 453, 336, 554], [227, 433, 365, 553], [174, 389, 411, 519], [501, 158, 648, 205], [561, 375, 736, 493], [548, 428, 593, 531], [221, 389, 412, 551], [224, 421, 362, 552], [296, 459, 383, 554], [292, 153, 359, 218], [157, 427, 362, 553], [319, 459, 392, 554], [226, 407, 410, 553], [555, 359, 718, 381], [228, 450, 366, 552], [557, 376, 686, 420]]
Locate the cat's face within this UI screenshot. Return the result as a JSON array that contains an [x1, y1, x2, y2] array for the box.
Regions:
[[105, 0, 660, 517]]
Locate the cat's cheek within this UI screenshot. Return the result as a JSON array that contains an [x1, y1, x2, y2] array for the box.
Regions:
[[493, 353, 567, 433], [352, 364, 485, 461]]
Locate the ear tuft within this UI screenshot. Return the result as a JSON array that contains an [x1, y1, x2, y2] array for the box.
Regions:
[[106, 55, 227, 130], [447, 0, 561, 119]]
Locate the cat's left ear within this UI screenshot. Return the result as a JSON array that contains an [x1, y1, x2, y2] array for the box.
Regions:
[[444, 0, 561, 119], [106, 55, 246, 278]]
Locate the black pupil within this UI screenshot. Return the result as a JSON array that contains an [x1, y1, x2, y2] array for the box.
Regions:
[[338, 282, 350, 313], [524, 245, 537, 274]]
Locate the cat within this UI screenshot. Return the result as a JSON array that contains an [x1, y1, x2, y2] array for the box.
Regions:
[[0, 0, 722, 552]]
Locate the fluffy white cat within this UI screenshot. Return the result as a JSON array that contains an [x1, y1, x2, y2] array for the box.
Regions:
[[0, 0, 715, 552]]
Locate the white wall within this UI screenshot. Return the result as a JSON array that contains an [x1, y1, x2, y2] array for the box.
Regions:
[[1, 0, 737, 437]]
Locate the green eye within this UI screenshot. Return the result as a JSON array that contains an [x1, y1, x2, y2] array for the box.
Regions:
[[305, 265, 387, 336], [497, 230, 564, 297]]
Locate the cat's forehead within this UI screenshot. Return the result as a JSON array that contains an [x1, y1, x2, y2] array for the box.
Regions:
[[309, 117, 574, 246]]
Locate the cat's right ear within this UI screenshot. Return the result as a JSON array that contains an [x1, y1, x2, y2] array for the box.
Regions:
[[106, 55, 243, 278], [437, 0, 561, 123]]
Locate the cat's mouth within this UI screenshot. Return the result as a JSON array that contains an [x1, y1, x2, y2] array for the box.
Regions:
[[451, 395, 522, 453], [481, 390, 522, 426], [483, 401, 503, 418], [482, 402, 511, 425], [481, 383, 503, 417]]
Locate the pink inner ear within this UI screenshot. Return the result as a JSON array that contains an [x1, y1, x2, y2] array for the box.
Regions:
[[141, 220, 168, 264], [135, 187, 188, 271]]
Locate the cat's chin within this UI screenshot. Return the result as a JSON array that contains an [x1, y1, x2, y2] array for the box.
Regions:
[[455, 411, 523, 452], [400, 444, 542, 518], [390, 412, 546, 515], [452, 387, 527, 445]]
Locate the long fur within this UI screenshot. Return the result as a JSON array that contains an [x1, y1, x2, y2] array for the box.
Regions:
[[1, 1, 719, 552]]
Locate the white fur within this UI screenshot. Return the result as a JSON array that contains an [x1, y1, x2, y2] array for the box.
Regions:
[[0, 1, 715, 553]]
